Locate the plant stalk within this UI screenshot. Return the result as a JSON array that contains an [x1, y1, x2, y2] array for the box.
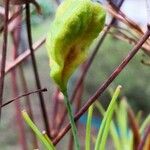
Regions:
[[25, 3, 51, 137], [53, 25, 150, 145], [0, 0, 10, 119], [63, 91, 80, 150]]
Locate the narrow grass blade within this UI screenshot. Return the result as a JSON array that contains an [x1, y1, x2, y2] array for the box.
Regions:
[[140, 114, 150, 134], [22, 110, 55, 150], [138, 124, 150, 150], [127, 104, 140, 150], [85, 104, 94, 150], [95, 85, 122, 150], [116, 98, 129, 149], [95, 101, 121, 150], [42, 131, 56, 149]]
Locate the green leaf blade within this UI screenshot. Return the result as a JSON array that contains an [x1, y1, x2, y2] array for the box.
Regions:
[[22, 110, 55, 150], [85, 104, 94, 150], [95, 85, 122, 150]]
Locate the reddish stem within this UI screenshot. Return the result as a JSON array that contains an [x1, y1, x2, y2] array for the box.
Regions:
[[51, 88, 60, 137], [128, 106, 140, 150], [138, 124, 150, 150], [11, 70, 28, 150], [4, 38, 45, 76], [1, 88, 47, 107], [25, 3, 51, 137], [10, 6, 28, 149], [0, 7, 24, 33], [0, 0, 10, 119]]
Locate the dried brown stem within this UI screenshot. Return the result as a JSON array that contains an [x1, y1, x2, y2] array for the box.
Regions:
[[106, 1, 150, 56], [11, 70, 28, 150], [128, 105, 140, 150], [0, 0, 10, 119], [10, 8, 28, 149], [0, 7, 24, 33], [4, 38, 45, 76], [1, 87, 47, 108], [138, 124, 150, 150], [107, 1, 143, 34], [25, 3, 51, 137], [51, 88, 60, 137]]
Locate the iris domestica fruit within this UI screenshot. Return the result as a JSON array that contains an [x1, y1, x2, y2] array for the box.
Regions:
[[46, 0, 106, 149], [46, 0, 106, 92]]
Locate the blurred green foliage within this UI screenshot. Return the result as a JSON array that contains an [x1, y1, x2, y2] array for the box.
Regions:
[[30, 0, 55, 24]]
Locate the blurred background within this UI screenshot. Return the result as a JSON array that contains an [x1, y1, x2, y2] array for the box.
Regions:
[[0, 0, 150, 149]]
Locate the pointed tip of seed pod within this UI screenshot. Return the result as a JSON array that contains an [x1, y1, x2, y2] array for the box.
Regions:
[[42, 130, 46, 134], [118, 85, 122, 90], [21, 109, 27, 116], [22, 109, 26, 113]]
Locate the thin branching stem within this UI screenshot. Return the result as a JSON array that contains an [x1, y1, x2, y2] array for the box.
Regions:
[[138, 124, 150, 150], [51, 88, 60, 137], [0, 0, 10, 119], [25, 3, 51, 137], [127, 105, 140, 150], [0, 7, 24, 33], [1, 88, 47, 107], [4, 38, 45, 76], [10, 9, 28, 149]]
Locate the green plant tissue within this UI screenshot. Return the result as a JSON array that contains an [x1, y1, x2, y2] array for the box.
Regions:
[[46, 0, 106, 91]]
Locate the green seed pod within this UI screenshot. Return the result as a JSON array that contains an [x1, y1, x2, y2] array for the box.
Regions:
[[46, 0, 106, 91]]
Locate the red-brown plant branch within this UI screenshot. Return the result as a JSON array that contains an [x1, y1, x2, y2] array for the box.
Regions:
[[138, 124, 150, 150], [53, 25, 150, 145], [11, 73, 28, 149], [1, 88, 47, 107], [107, 1, 143, 34], [51, 88, 60, 137], [11, 69, 28, 150], [56, 0, 125, 134], [10, 7, 28, 149], [107, 1, 150, 56], [0, 7, 24, 33], [4, 38, 45, 76], [25, 3, 51, 137], [128, 105, 140, 150], [0, 0, 10, 119]]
